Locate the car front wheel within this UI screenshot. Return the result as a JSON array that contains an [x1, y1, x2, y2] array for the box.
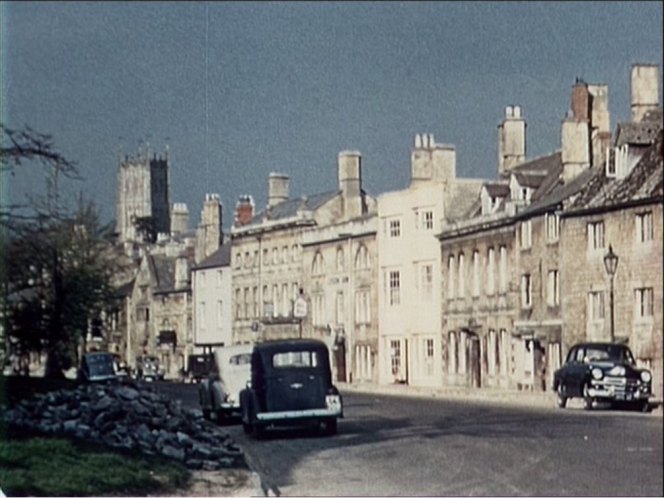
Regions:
[[321, 418, 337, 436], [556, 384, 567, 409], [582, 383, 594, 410]]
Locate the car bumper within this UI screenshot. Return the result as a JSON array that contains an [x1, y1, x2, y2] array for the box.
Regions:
[[256, 406, 343, 422], [588, 380, 651, 401]]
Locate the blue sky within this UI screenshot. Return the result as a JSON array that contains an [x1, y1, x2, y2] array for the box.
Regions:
[[2, 1, 662, 229]]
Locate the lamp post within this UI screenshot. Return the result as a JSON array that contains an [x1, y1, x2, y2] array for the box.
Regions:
[[603, 244, 619, 343]]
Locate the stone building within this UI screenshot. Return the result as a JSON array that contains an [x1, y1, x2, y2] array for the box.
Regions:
[[123, 248, 192, 380], [438, 63, 662, 396], [439, 87, 606, 391], [377, 133, 482, 387], [115, 148, 170, 242], [230, 151, 376, 383]]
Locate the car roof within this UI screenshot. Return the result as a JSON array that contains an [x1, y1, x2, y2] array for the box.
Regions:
[[573, 342, 629, 348], [215, 344, 253, 363], [254, 339, 328, 355]]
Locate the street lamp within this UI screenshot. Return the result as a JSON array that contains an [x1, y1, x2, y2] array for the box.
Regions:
[[603, 244, 619, 343]]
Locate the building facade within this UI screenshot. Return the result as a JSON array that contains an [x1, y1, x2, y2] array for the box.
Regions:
[[377, 133, 482, 387], [191, 243, 233, 350]]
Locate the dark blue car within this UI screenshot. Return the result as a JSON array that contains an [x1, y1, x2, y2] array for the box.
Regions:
[[553, 342, 652, 411], [240, 339, 343, 437]]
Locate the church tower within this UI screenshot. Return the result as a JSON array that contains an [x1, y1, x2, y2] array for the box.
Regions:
[[115, 147, 170, 242]]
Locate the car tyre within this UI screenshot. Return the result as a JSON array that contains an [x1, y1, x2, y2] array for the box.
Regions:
[[556, 384, 567, 409], [253, 424, 266, 439], [638, 401, 651, 413], [202, 408, 211, 420], [322, 418, 337, 436], [582, 383, 594, 410]]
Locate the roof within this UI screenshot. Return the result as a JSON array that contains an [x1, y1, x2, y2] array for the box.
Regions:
[[565, 129, 663, 214], [245, 190, 339, 227], [614, 112, 663, 147], [483, 183, 510, 197], [510, 151, 562, 176], [149, 254, 176, 293], [193, 242, 231, 270], [114, 279, 135, 299]]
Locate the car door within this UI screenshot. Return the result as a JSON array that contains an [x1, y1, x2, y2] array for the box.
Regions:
[[565, 346, 588, 397]]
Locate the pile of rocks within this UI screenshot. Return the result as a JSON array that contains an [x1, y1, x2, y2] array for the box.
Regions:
[[3, 382, 246, 471]]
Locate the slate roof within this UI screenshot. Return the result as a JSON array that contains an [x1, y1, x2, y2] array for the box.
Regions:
[[244, 190, 340, 227], [193, 242, 231, 270], [510, 151, 562, 176], [483, 183, 510, 197], [565, 129, 663, 214], [114, 279, 135, 299], [614, 111, 663, 147], [445, 181, 485, 222], [149, 254, 176, 294]]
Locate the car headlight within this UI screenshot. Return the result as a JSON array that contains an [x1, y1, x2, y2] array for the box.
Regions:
[[641, 371, 652, 383], [591, 368, 603, 380]]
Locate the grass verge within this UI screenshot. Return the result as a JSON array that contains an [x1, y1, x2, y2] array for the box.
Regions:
[[0, 374, 192, 497]]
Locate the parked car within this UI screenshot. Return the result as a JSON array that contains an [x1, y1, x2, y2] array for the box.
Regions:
[[186, 354, 215, 384], [198, 345, 253, 423], [553, 342, 652, 411], [134, 355, 164, 381], [78, 352, 118, 383], [111, 353, 130, 379], [240, 339, 343, 437]]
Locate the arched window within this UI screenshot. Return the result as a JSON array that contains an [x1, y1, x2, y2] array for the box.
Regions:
[[336, 247, 345, 271], [355, 244, 370, 269], [312, 252, 324, 275]]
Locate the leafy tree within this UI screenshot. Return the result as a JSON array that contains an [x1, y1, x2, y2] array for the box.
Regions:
[[133, 215, 157, 243], [1, 125, 118, 378]]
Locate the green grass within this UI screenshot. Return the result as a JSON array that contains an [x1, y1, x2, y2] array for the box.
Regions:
[[0, 375, 192, 496], [0, 436, 190, 496]]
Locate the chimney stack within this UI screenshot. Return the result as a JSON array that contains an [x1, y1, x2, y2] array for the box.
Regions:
[[268, 172, 289, 207], [631, 63, 660, 123], [234, 195, 255, 227], [498, 105, 526, 175], [338, 150, 363, 219], [170, 202, 189, 235]]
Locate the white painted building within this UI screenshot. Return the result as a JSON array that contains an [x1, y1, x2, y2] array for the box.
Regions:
[[377, 133, 483, 387], [191, 243, 233, 349]]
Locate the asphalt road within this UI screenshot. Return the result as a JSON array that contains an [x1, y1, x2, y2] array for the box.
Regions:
[[156, 382, 663, 497]]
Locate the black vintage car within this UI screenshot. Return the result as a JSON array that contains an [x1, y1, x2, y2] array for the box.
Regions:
[[553, 342, 652, 411], [239, 339, 343, 437], [78, 352, 118, 383]]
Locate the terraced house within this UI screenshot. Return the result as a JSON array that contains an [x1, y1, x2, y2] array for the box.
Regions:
[[438, 63, 662, 395], [229, 151, 377, 384]]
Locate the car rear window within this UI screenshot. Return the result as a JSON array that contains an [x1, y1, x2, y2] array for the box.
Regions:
[[229, 353, 251, 365], [272, 351, 320, 368]]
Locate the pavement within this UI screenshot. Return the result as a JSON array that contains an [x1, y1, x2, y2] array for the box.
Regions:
[[195, 380, 663, 497]]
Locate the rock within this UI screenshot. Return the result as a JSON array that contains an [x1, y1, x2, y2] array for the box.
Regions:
[[161, 444, 185, 461], [3, 381, 246, 470], [116, 387, 140, 401]]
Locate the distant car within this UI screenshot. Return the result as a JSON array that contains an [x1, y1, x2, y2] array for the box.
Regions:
[[198, 345, 253, 423], [240, 339, 343, 437], [79, 352, 118, 383], [553, 342, 652, 411], [111, 353, 130, 379], [134, 355, 164, 381], [187, 354, 215, 384]]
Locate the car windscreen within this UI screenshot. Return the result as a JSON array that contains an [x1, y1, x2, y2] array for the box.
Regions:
[[272, 350, 320, 369], [585, 345, 634, 364], [229, 353, 251, 366], [85, 355, 115, 376]]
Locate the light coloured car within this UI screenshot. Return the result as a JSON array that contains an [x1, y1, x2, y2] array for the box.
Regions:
[[199, 344, 253, 423]]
